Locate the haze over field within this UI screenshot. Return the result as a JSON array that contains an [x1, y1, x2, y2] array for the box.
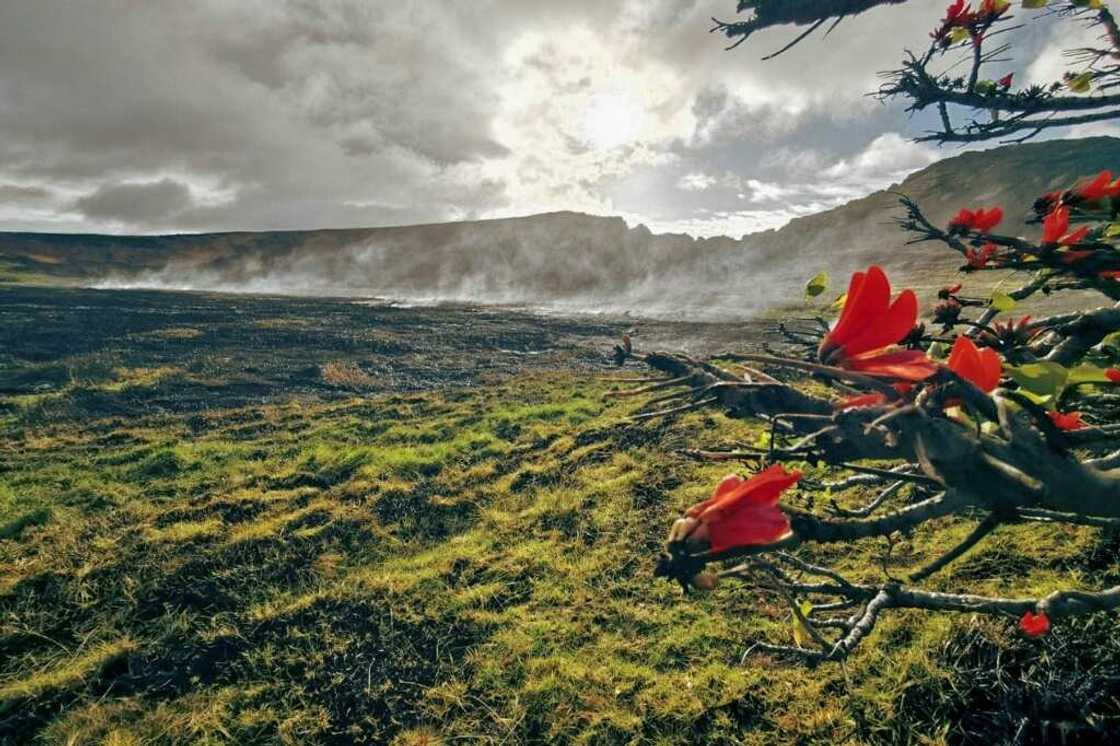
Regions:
[[3, 137, 1117, 320]]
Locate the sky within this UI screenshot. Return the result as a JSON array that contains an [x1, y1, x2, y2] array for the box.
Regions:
[[0, 0, 1113, 238]]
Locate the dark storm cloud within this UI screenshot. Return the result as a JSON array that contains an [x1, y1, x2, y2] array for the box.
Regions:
[[0, 0, 1089, 235], [72, 178, 194, 224], [0, 184, 52, 203]]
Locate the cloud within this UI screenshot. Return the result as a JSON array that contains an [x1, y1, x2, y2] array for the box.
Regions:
[[0, 0, 1090, 236], [677, 172, 719, 191], [822, 133, 940, 190], [71, 178, 195, 225], [0, 184, 51, 203]]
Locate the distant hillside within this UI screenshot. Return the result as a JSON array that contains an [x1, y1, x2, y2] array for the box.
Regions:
[[2, 137, 1117, 319], [742, 136, 1120, 300]]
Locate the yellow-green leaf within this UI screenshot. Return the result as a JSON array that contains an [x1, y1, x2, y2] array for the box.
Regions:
[[1067, 72, 1093, 94], [1006, 361, 1069, 405], [1022, 0, 1048, 8], [949, 26, 970, 44], [1100, 331, 1120, 355], [989, 291, 1017, 312], [792, 599, 813, 647], [830, 292, 847, 311], [1068, 365, 1111, 385], [805, 271, 829, 299]]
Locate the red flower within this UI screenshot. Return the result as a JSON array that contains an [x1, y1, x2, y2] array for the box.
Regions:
[[1019, 611, 1050, 638], [1042, 206, 1068, 243], [835, 392, 889, 410], [1049, 411, 1086, 431], [946, 283, 962, 294], [819, 266, 936, 381], [947, 336, 1002, 392], [1075, 170, 1111, 200], [944, 0, 970, 24], [949, 206, 1003, 233], [1100, 270, 1120, 281], [1107, 368, 1120, 383], [685, 466, 800, 554], [998, 73, 1013, 88], [978, 0, 1009, 21], [966, 242, 998, 269], [1042, 206, 1090, 246], [835, 381, 915, 410]]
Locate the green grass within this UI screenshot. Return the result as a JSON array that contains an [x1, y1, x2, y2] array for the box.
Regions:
[[1, 286, 1118, 743], [3, 370, 1118, 744]]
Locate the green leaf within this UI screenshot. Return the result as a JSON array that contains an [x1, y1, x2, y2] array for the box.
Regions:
[[927, 341, 948, 361], [1100, 331, 1120, 356], [1006, 361, 1069, 405], [804, 271, 829, 299], [988, 291, 1017, 312], [1022, 0, 1048, 8], [1068, 365, 1112, 385], [830, 292, 847, 311], [1067, 72, 1093, 94]]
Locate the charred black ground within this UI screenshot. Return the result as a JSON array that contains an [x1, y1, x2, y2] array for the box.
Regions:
[[1, 285, 1118, 744]]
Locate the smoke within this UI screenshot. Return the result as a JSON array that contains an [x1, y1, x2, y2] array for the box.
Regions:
[[94, 212, 803, 321]]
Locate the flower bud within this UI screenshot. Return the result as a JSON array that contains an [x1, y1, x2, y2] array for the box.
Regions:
[[691, 572, 718, 591]]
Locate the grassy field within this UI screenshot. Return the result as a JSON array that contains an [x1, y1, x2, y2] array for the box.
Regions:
[[2, 285, 1119, 744]]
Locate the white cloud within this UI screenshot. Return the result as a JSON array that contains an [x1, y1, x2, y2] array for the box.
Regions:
[[676, 172, 716, 191], [822, 133, 940, 189], [0, 0, 1088, 236]]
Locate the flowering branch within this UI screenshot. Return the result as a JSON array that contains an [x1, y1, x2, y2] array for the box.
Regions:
[[626, 167, 1120, 662], [714, 1, 1120, 144]]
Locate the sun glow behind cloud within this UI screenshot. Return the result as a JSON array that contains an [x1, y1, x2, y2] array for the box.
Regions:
[[0, 0, 1090, 237], [582, 91, 646, 149]]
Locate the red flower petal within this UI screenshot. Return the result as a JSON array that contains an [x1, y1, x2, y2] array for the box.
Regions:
[[845, 349, 939, 381], [1048, 411, 1086, 431], [822, 267, 890, 358], [1043, 206, 1070, 245], [835, 392, 889, 410], [686, 465, 800, 554], [974, 207, 1004, 232], [1058, 226, 1091, 246], [706, 504, 792, 554], [839, 290, 919, 360], [1019, 610, 1050, 638], [951, 206, 1003, 232], [686, 474, 744, 519], [947, 336, 1002, 392], [1107, 368, 1120, 383], [1078, 170, 1113, 202], [949, 208, 976, 229]]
